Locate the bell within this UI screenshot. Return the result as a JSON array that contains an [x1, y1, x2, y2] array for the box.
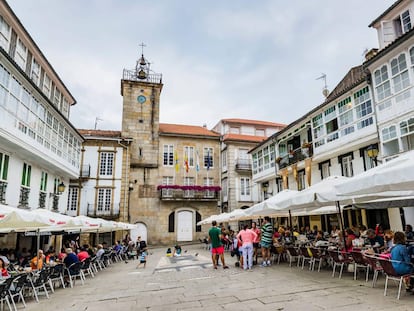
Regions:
[[137, 69, 147, 80], [139, 55, 146, 66]]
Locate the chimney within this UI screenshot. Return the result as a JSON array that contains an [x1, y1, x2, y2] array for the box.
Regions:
[[203, 123, 207, 128], [365, 48, 378, 61]]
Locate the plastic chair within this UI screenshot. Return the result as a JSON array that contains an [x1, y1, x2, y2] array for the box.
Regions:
[[350, 251, 370, 281], [81, 258, 95, 279], [27, 269, 50, 302], [309, 247, 326, 272], [299, 247, 313, 270], [8, 273, 28, 310], [48, 264, 66, 291], [66, 262, 84, 288], [0, 277, 14, 311], [378, 258, 414, 300], [364, 255, 384, 288], [328, 250, 353, 279], [286, 246, 301, 267]]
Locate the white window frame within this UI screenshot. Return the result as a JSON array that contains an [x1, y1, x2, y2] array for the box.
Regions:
[[221, 149, 227, 172], [67, 187, 78, 211], [162, 176, 174, 197], [341, 156, 353, 177], [390, 53, 410, 93], [99, 152, 114, 176], [321, 162, 330, 180], [43, 74, 51, 98], [203, 147, 213, 169], [97, 188, 112, 212], [14, 38, 27, 70], [374, 65, 391, 101], [31, 59, 41, 86], [0, 16, 11, 51], [163, 145, 174, 166], [240, 177, 251, 201], [184, 146, 194, 167], [203, 177, 214, 198]]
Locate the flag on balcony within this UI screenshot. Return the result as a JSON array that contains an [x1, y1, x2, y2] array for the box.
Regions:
[[174, 150, 179, 172], [196, 150, 200, 172], [184, 154, 189, 173]]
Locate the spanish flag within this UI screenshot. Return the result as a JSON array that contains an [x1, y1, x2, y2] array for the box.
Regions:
[[184, 154, 189, 173]]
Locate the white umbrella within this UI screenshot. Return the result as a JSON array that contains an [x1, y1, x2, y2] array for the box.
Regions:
[[196, 214, 218, 226], [335, 150, 414, 199], [243, 189, 299, 218], [30, 208, 83, 231], [292, 205, 338, 217]]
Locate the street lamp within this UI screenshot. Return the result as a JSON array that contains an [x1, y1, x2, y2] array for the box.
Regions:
[[262, 182, 269, 200], [127, 182, 134, 223], [57, 182, 66, 194], [367, 144, 379, 166]]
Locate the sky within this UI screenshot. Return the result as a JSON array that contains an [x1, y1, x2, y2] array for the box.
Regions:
[[8, 0, 397, 131]]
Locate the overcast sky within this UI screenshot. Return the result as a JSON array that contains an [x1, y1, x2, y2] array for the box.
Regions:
[[9, 0, 396, 130]]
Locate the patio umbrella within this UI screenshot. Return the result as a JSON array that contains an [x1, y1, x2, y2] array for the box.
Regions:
[[335, 150, 414, 199], [243, 189, 299, 218]]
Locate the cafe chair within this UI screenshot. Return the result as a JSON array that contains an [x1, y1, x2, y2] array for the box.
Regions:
[[350, 251, 370, 282], [0, 277, 14, 311], [66, 262, 84, 288], [299, 247, 313, 270], [309, 247, 326, 272], [364, 255, 384, 288], [48, 264, 66, 291], [8, 274, 28, 310], [27, 269, 50, 302], [285, 246, 302, 267], [328, 250, 353, 279], [81, 258, 95, 279], [378, 258, 414, 300]]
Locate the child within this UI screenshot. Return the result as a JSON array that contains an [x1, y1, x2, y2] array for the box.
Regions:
[[137, 248, 147, 268], [166, 248, 172, 257]]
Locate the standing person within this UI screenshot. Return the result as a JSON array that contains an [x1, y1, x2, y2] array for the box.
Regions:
[[261, 216, 273, 267], [208, 220, 229, 270], [136, 248, 148, 269], [251, 222, 261, 265], [237, 224, 257, 270]]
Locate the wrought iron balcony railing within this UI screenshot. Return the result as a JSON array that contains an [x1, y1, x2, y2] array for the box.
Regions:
[[277, 145, 313, 169]]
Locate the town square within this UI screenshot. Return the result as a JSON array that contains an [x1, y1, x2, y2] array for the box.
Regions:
[[1, 0, 414, 310]]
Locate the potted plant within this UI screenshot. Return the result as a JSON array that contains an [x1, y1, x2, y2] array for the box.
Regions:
[[275, 156, 282, 164]]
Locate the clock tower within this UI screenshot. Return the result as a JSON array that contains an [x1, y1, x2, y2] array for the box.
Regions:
[[121, 48, 163, 229]]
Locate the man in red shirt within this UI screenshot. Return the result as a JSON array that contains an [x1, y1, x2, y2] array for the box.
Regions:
[[77, 247, 90, 262]]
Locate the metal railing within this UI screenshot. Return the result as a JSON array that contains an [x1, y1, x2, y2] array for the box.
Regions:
[[80, 164, 91, 178], [122, 69, 162, 84], [0, 181, 7, 204], [235, 158, 252, 171], [18, 187, 30, 208], [159, 189, 219, 201], [278, 145, 313, 169], [87, 202, 120, 219]]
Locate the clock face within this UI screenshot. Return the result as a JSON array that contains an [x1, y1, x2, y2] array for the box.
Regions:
[[137, 95, 146, 104]]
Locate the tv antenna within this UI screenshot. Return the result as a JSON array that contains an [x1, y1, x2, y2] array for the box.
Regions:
[[94, 117, 103, 130]]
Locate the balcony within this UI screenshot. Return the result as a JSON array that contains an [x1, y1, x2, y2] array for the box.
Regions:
[[235, 158, 252, 171], [18, 186, 30, 208], [277, 145, 313, 169], [158, 185, 220, 201], [80, 164, 91, 179], [0, 181, 7, 204], [87, 203, 120, 220]]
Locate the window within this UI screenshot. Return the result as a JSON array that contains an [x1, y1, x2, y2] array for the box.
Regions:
[[204, 177, 214, 198], [276, 178, 283, 192], [40, 171, 47, 192], [67, 187, 78, 211], [382, 125, 397, 142], [162, 176, 173, 197], [183, 177, 194, 197], [338, 97, 352, 113], [313, 114, 324, 139], [240, 177, 250, 200], [230, 127, 240, 134], [97, 188, 112, 211], [297, 170, 305, 191], [401, 10, 411, 33], [99, 152, 114, 176], [163, 145, 174, 166], [195, 212, 201, 232], [0, 16, 11, 51], [341, 155, 353, 177], [21, 163, 31, 187], [222, 178, 228, 199], [400, 117, 414, 136], [374, 65, 391, 101], [256, 129, 265, 136], [31, 59, 41, 86], [183, 146, 194, 168], [168, 212, 175, 232], [357, 117, 373, 130], [325, 118, 338, 134], [339, 110, 353, 127], [320, 162, 330, 180], [203, 147, 213, 169], [43, 74, 51, 98], [53, 87, 61, 108], [222, 149, 227, 171], [14, 38, 27, 70], [324, 106, 336, 121], [0, 152, 9, 181], [391, 54, 409, 93]]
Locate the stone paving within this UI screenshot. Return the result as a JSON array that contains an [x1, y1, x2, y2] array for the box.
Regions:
[[24, 244, 414, 311]]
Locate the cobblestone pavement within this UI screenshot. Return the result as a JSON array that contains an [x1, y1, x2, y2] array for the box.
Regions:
[[25, 244, 413, 311]]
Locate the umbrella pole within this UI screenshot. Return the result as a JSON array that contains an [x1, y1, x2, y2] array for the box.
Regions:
[[36, 228, 40, 270], [289, 210, 293, 229], [336, 201, 347, 251]]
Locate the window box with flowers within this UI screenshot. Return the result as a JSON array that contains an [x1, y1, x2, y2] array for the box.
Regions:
[[156, 185, 221, 192]]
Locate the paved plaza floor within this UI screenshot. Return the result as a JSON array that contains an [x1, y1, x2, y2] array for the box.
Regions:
[[25, 244, 413, 311]]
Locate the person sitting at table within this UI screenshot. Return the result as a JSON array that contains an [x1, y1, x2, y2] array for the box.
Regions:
[[63, 248, 79, 269], [391, 231, 414, 291], [345, 228, 356, 252], [77, 247, 90, 262], [0, 258, 10, 279], [366, 229, 385, 253], [383, 230, 394, 251], [95, 244, 105, 260], [405, 224, 414, 240], [30, 250, 45, 270]]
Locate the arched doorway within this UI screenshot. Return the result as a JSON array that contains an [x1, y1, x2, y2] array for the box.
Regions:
[[130, 222, 148, 243], [177, 211, 193, 242]]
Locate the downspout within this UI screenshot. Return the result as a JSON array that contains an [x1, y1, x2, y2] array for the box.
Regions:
[[118, 139, 130, 224]]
